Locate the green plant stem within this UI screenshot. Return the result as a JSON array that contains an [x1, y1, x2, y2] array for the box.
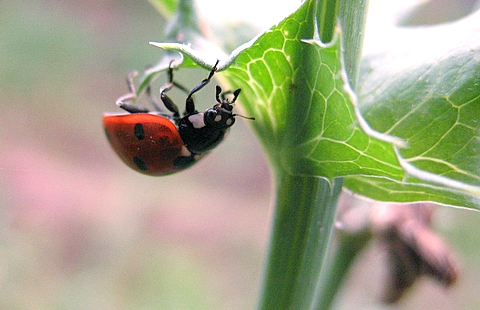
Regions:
[[339, 0, 369, 89], [315, 230, 371, 308], [258, 173, 343, 310], [316, 0, 340, 43]]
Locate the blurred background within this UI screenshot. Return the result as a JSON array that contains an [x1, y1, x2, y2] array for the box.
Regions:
[[0, 0, 479, 309]]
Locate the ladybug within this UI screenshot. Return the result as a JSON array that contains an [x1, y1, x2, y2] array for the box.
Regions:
[[103, 60, 254, 176]]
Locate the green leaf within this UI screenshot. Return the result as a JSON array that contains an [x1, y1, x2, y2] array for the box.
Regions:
[[148, 0, 178, 18], [223, 1, 403, 179], [347, 9, 480, 208]]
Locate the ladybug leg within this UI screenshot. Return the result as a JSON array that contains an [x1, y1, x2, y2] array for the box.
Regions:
[[215, 85, 222, 103], [185, 60, 219, 115], [166, 61, 191, 95], [159, 82, 179, 118], [159, 63, 184, 119], [146, 85, 164, 112], [116, 71, 150, 113], [230, 89, 241, 104]]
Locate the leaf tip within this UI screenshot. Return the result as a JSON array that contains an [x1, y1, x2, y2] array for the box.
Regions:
[[149, 41, 161, 48]]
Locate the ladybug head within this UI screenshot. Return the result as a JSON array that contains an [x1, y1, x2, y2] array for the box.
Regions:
[[204, 86, 254, 129], [204, 101, 237, 129]]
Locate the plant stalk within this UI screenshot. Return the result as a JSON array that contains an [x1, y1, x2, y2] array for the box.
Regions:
[[258, 173, 343, 310]]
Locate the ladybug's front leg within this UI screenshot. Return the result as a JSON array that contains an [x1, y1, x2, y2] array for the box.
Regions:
[[116, 71, 150, 114], [185, 60, 219, 115], [215, 85, 241, 104]]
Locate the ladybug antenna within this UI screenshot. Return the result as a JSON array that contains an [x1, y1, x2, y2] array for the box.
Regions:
[[233, 114, 255, 121]]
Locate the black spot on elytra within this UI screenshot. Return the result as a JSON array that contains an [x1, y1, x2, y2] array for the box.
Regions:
[[134, 123, 145, 140], [133, 156, 148, 171]]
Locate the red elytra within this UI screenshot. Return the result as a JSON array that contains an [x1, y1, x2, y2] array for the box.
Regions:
[[103, 113, 189, 176]]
